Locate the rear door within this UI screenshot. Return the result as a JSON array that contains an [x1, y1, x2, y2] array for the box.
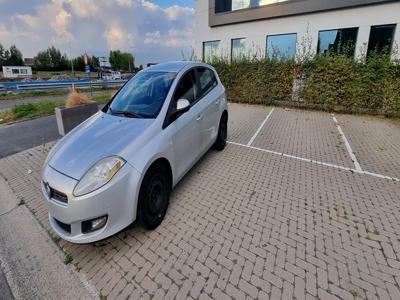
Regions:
[[195, 67, 220, 152]]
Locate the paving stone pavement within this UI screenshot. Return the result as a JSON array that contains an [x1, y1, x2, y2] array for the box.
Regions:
[[0, 104, 400, 300], [251, 108, 354, 168], [336, 114, 400, 179]]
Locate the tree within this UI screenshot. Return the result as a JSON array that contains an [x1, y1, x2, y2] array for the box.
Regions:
[[71, 55, 99, 72], [0, 44, 7, 67], [89, 55, 99, 71], [109, 50, 134, 71], [34, 46, 69, 71], [0, 44, 23, 67], [7, 45, 24, 66], [72, 56, 85, 71]]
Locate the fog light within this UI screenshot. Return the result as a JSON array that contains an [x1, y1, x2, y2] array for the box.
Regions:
[[82, 215, 108, 234]]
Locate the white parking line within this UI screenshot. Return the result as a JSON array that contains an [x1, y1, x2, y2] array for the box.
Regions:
[[247, 108, 275, 146], [332, 116, 363, 172], [227, 141, 400, 182]]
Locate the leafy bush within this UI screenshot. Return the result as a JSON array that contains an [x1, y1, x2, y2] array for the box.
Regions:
[[210, 53, 400, 117], [213, 57, 296, 104]]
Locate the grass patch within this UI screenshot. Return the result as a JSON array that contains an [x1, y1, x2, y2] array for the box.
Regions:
[[0, 91, 114, 124], [17, 196, 25, 206], [99, 292, 107, 300], [0, 87, 118, 101], [63, 253, 73, 265]]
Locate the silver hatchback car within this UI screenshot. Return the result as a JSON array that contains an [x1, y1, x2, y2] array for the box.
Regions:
[[42, 61, 228, 243]]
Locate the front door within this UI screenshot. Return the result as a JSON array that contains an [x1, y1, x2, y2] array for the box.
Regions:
[[169, 69, 202, 180]]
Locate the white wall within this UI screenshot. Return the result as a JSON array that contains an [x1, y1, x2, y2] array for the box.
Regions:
[[195, 1, 400, 61]]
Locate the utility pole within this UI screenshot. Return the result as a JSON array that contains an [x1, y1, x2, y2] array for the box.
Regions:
[[69, 42, 75, 80], [129, 46, 134, 74]]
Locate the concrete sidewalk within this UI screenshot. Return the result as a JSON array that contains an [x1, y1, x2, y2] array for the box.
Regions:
[[0, 176, 96, 299]]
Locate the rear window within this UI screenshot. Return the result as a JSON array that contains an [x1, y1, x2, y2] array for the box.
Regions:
[[198, 67, 217, 97]]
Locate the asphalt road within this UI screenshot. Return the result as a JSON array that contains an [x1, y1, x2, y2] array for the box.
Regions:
[[0, 115, 60, 158]]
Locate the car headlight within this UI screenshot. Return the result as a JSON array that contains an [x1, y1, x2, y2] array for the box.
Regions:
[[73, 156, 125, 197]]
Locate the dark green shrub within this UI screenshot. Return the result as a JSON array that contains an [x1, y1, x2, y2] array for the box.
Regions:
[[213, 57, 296, 104], [210, 53, 400, 117]]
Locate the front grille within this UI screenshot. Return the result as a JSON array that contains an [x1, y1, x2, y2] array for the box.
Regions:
[[50, 187, 68, 204], [54, 218, 71, 234]]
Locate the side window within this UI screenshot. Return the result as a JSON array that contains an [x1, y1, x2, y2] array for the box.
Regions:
[[197, 67, 217, 98], [174, 70, 197, 104]]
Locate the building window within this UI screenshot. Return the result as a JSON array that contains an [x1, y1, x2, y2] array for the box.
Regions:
[[215, 0, 290, 13], [216, 0, 232, 12], [266, 33, 297, 60], [20, 69, 28, 74], [317, 28, 358, 57], [203, 41, 221, 62], [12, 69, 19, 74], [367, 24, 396, 56], [231, 38, 246, 61]]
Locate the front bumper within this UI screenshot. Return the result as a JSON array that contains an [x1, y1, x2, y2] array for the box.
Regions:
[[42, 163, 141, 243]]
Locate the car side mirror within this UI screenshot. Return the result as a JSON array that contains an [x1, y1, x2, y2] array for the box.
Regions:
[[176, 99, 190, 114]]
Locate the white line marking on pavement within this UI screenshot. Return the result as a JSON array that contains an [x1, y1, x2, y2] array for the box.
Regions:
[[247, 108, 275, 146], [227, 141, 400, 182], [332, 116, 363, 172]]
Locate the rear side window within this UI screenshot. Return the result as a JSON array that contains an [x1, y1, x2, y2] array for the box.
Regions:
[[174, 70, 197, 104], [197, 67, 217, 97]]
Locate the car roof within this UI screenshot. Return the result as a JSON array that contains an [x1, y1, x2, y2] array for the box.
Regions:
[[144, 61, 207, 73]]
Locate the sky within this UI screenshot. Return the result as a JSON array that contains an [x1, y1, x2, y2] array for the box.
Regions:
[[0, 0, 196, 65]]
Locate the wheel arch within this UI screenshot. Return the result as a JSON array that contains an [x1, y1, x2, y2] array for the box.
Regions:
[[134, 156, 173, 221], [221, 109, 228, 122]]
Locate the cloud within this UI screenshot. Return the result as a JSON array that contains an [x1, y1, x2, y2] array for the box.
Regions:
[[144, 28, 194, 48], [63, 0, 100, 18], [165, 5, 194, 21], [0, 0, 195, 65]]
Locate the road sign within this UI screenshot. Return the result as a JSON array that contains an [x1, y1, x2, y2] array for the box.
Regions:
[[85, 65, 90, 74]]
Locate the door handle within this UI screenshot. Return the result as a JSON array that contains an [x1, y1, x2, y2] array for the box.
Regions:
[[215, 100, 220, 106], [196, 115, 203, 122]]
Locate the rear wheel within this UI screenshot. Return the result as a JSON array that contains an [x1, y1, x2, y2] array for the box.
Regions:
[[138, 163, 170, 230], [214, 113, 227, 151]]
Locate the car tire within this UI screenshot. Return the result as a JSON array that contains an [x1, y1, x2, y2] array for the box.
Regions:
[[214, 113, 227, 151], [138, 163, 171, 230]]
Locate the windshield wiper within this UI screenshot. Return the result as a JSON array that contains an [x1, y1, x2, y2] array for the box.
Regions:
[[109, 108, 144, 118]]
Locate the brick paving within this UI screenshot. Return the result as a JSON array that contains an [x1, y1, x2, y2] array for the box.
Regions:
[[227, 103, 271, 145], [336, 114, 400, 179], [0, 104, 400, 299], [251, 108, 354, 168]]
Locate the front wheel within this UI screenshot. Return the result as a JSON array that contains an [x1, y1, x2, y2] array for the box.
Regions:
[[138, 163, 171, 230], [214, 113, 227, 151]]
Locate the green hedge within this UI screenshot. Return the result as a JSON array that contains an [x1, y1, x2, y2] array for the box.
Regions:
[[211, 55, 400, 117], [213, 58, 297, 105]]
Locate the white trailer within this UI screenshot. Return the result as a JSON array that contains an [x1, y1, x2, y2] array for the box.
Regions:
[[2, 66, 32, 79]]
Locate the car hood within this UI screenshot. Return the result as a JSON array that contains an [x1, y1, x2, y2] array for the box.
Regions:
[[49, 112, 154, 180]]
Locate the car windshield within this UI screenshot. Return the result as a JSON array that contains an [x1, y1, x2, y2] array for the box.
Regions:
[[108, 71, 176, 118]]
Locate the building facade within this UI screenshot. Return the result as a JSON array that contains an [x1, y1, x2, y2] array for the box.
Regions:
[[195, 0, 400, 61]]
